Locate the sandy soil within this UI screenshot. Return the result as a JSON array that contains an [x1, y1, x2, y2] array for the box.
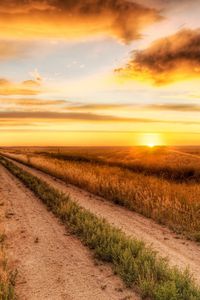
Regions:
[[7, 158, 200, 285], [0, 164, 139, 300]]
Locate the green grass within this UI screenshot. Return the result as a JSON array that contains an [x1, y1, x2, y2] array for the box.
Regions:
[[1, 156, 200, 300]]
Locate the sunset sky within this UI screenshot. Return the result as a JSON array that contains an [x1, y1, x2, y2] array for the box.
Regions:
[[0, 0, 200, 146]]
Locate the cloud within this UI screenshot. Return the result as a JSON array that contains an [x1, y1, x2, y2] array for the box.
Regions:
[[115, 28, 200, 85], [0, 111, 200, 125], [65, 102, 200, 113], [29, 68, 43, 82], [134, 0, 197, 10], [91, 102, 200, 113], [0, 120, 37, 127], [0, 40, 34, 60], [0, 79, 10, 85], [0, 98, 68, 107], [0, 111, 155, 122], [0, 77, 42, 96], [22, 80, 41, 87], [2, 98, 199, 114], [147, 103, 200, 111], [66, 103, 131, 111], [0, 0, 162, 43]]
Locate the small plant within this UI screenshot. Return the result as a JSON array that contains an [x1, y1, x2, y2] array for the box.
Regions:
[[0, 234, 6, 244], [0, 231, 16, 300]]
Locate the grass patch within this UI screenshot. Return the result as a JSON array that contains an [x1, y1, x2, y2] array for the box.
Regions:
[[1, 156, 200, 300], [0, 233, 16, 300]]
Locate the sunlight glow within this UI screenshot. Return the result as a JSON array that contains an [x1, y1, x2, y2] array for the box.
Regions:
[[139, 133, 163, 147], [147, 143, 155, 148]]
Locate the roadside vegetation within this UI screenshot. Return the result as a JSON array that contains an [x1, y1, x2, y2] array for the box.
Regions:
[[0, 233, 16, 300], [3, 151, 200, 242], [1, 156, 200, 300]]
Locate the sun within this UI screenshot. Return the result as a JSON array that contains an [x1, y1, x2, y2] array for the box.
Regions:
[[139, 133, 163, 147], [147, 143, 155, 148]]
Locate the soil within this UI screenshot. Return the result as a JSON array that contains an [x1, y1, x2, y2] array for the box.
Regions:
[[0, 164, 139, 300]]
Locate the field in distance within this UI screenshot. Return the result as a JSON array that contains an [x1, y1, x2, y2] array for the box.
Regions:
[[2, 145, 200, 179], [2, 146, 200, 242]]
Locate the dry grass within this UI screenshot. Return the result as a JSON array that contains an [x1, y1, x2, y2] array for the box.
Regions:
[[3, 151, 200, 242], [3, 146, 200, 182], [46, 146, 200, 183], [0, 233, 16, 300], [1, 156, 200, 300]]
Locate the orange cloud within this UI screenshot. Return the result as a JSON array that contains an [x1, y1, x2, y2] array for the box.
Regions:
[[0, 0, 162, 43], [115, 29, 200, 85], [0, 77, 42, 95], [0, 120, 37, 127]]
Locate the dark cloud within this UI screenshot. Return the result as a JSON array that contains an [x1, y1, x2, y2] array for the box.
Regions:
[[0, 0, 162, 43], [115, 28, 200, 85]]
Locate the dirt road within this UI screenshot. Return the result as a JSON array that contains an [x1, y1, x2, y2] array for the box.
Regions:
[[7, 158, 200, 285], [170, 149, 200, 160], [0, 164, 138, 300]]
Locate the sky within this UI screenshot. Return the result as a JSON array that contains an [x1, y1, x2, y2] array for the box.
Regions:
[[0, 0, 200, 146]]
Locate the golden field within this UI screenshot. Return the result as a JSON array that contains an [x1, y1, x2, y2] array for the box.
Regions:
[[3, 146, 200, 242]]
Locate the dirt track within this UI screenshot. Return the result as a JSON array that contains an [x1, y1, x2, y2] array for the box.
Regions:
[[0, 164, 138, 300], [6, 158, 200, 285], [170, 149, 200, 160]]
